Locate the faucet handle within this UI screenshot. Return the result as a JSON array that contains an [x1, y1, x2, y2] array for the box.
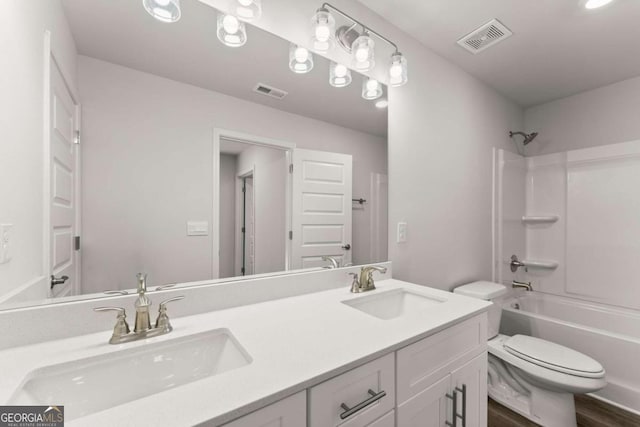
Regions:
[[94, 306, 131, 340], [348, 273, 361, 293], [155, 296, 185, 332], [155, 283, 176, 292]]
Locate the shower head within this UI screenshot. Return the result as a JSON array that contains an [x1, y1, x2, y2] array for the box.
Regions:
[[509, 131, 539, 145]]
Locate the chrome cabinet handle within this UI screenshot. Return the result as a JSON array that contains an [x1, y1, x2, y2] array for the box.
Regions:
[[455, 384, 467, 427], [445, 390, 458, 427], [341, 243, 351, 250], [339, 389, 386, 420], [50, 275, 69, 289]]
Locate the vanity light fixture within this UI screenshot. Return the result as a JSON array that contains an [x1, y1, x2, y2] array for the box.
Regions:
[[217, 13, 247, 47], [311, 3, 408, 86], [289, 44, 314, 74], [310, 7, 336, 52], [362, 77, 383, 100], [232, 0, 262, 21], [142, 0, 181, 23], [329, 62, 352, 87], [584, 0, 613, 8]]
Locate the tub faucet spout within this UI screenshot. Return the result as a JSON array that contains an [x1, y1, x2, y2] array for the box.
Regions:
[[512, 280, 532, 291]]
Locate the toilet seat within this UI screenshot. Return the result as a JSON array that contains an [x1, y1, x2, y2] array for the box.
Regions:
[[503, 335, 605, 379]]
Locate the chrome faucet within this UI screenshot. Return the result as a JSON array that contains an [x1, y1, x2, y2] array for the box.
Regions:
[[512, 280, 533, 291], [94, 272, 185, 344], [322, 255, 340, 269], [349, 265, 388, 293]]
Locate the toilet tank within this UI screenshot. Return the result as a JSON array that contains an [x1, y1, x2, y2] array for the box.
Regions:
[[454, 281, 508, 339]]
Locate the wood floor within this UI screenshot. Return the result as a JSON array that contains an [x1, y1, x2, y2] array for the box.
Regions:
[[488, 395, 640, 427]]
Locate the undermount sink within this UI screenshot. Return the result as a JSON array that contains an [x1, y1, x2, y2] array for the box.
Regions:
[[342, 289, 445, 320], [9, 328, 251, 420]]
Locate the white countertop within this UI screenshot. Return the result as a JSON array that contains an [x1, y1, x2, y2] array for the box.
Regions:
[[0, 279, 490, 426]]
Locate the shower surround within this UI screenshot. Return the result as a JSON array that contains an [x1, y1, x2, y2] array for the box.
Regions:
[[492, 139, 640, 414]]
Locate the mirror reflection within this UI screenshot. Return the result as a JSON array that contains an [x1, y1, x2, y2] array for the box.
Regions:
[[0, 0, 388, 308]]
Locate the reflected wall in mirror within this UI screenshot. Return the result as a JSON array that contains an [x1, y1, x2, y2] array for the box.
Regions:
[[0, 0, 388, 309]]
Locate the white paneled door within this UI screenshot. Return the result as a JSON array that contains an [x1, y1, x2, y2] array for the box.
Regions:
[[49, 61, 79, 297], [291, 149, 352, 269]]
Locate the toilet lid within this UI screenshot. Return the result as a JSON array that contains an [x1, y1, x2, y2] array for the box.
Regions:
[[504, 335, 605, 378]]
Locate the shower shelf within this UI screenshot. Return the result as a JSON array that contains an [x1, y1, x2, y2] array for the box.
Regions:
[[521, 215, 559, 224], [521, 259, 559, 270]]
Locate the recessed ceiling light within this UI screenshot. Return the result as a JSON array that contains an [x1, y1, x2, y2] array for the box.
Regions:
[[585, 0, 613, 9], [375, 99, 388, 109]]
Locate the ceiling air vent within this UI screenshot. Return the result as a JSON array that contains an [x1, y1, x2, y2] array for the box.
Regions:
[[456, 19, 512, 54], [253, 83, 288, 100]]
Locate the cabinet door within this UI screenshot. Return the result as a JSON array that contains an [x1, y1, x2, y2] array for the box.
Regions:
[[451, 354, 487, 427], [222, 391, 306, 427], [397, 375, 451, 427]]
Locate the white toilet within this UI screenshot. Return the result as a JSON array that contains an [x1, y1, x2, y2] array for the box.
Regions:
[[454, 281, 606, 427]]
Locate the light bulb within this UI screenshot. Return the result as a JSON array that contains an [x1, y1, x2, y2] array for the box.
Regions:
[[143, 0, 181, 23], [329, 62, 352, 87], [233, 0, 261, 21], [223, 15, 240, 34], [294, 47, 310, 63], [334, 64, 347, 78], [362, 77, 383, 100], [315, 24, 331, 42], [389, 52, 408, 87], [238, 0, 253, 6], [355, 47, 369, 62]]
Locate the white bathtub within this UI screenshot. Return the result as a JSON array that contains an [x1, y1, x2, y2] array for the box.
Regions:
[[500, 291, 640, 415]]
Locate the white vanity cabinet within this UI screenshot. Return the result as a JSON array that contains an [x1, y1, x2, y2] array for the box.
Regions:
[[223, 314, 487, 427], [396, 315, 488, 427], [221, 391, 306, 427]]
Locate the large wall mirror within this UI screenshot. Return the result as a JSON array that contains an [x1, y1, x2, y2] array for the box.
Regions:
[[0, 0, 388, 309]]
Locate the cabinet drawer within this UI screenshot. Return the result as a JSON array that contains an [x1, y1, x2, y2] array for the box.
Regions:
[[222, 391, 306, 427], [309, 353, 395, 427], [367, 410, 394, 427], [396, 314, 487, 403]]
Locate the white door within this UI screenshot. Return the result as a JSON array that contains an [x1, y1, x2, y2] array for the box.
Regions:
[[291, 149, 352, 269], [49, 61, 79, 297]]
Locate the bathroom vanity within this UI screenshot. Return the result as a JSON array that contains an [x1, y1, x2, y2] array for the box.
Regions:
[[0, 267, 491, 426]]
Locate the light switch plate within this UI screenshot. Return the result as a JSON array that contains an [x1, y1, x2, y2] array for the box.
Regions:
[[187, 221, 209, 236], [0, 224, 14, 264], [397, 222, 407, 243]]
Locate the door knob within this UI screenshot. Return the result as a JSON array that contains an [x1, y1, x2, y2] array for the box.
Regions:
[[342, 243, 351, 250], [50, 275, 69, 289]]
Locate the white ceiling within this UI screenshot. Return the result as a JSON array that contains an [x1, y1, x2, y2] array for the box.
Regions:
[[61, 0, 387, 136], [358, 0, 640, 107]]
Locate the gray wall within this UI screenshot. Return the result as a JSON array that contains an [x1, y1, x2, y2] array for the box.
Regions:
[[219, 154, 237, 279]]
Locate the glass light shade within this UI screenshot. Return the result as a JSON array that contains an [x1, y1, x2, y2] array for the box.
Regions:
[[232, 0, 262, 21], [217, 13, 247, 47], [352, 34, 375, 71], [310, 8, 335, 52], [142, 0, 181, 23], [389, 52, 408, 87], [329, 62, 352, 87], [362, 77, 383, 100], [289, 44, 314, 74]]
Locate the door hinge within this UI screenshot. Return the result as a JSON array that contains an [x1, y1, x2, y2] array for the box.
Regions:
[[74, 236, 80, 251], [74, 130, 81, 145], [241, 267, 245, 274], [241, 227, 245, 233], [289, 230, 293, 240], [289, 163, 293, 173]]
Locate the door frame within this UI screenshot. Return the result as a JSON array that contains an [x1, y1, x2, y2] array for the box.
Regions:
[[43, 31, 82, 296], [212, 128, 295, 279]]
